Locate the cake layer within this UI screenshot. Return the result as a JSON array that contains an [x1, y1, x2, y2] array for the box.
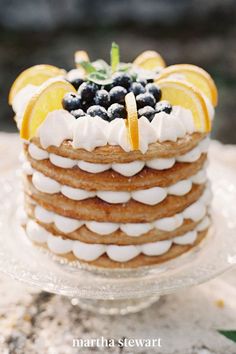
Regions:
[[78, 230, 208, 268], [24, 219, 208, 268], [25, 167, 206, 206], [26, 136, 209, 177], [24, 180, 207, 222], [25, 197, 210, 244], [25, 149, 207, 192], [31, 132, 207, 163]]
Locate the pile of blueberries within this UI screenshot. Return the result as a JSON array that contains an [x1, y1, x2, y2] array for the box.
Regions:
[[63, 72, 172, 122]]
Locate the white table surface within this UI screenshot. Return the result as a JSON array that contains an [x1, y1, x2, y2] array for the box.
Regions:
[[0, 133, 236, 354]]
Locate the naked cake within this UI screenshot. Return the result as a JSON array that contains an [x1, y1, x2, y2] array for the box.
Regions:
[[9, 44, 217, 268]]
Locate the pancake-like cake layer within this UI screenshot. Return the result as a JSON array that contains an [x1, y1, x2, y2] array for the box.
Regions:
[[25, 149, 206, 192], [25, 199, 208, 244], [31, 132, 206, 163], [79, 230, 207, 268], [25, 226, 207, 268], [24, 178, 206, 223]]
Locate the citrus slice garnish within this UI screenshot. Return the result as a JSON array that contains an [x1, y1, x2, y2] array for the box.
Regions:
[[9, 65, 66, 105], [133, 50, 166, 70], [20, 80, 76, 140], [156, 79, 211, 132], [156, 64, 218, 107], [74, 50, 90, 68], [125, 92, 139, 150]]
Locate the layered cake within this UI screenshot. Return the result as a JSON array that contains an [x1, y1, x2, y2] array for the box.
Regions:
[[9, 44, 217, 268]]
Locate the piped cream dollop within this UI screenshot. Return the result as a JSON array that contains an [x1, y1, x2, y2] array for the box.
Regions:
[[72, 116, 109, 151], [38, 110, 75, 149]]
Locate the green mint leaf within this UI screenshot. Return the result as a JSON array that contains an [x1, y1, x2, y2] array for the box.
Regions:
[[92, 59, 111, 75], [79, 61, 96, 74], [111, 42, 120, 73], [88, 72, 113, 86], [218, 330, 236, 343]]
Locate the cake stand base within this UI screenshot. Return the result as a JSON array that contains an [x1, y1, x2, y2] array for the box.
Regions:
[[70, 295, 161, 315]]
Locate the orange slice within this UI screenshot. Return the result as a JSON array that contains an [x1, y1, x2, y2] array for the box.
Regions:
[[74, 50, 90, 68], [9, 65, 66, 105], [125, 92, 139, 150], [20, 80, 76, 140], [133, 50, 166, 70], [156, 79, 211, 132], [156, 64, 218, 107]]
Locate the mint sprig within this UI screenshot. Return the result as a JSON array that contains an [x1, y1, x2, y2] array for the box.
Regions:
[[111, 42, 120, 73], [87, 72, 113, 86], [80, 43, 123, 85], [92, 59, 111, 75], [79, 61, 97, 74]]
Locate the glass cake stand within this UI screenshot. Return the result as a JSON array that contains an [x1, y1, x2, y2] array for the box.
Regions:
[[0, 157, 235, 315]]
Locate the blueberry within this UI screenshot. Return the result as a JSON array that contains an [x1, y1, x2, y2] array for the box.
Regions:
[[67, 77, 84, 90], [145, 83, 162, 101], [70, 109, 86, 119], [104, 83, 115, 91], [147, 78, 154, 83], [109, 86, 127, 104], [78, 82, 98, 102], [138, 106, 156, 121], [137, 78, 147, 86], [62, 92, 82, 111], [87, 105, 108, 120], [155, 101, 172, 114], [112, 72, 132, 89], [81, 100, 93, 112], [130, 82, 145, 96], [136, 93, 156, 109], [107, 103, 126, 120], [94, 89, 110, 107]]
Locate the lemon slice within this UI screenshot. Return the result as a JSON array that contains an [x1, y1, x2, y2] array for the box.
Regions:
[[125, 92, 139, 150], [74, 50, 90, 68], [156, 64, 218, 107], [9, 65, 66, 105], [133, 50, 166, 70], [20, 80, 76, 140], [156, 79, 211, 132]]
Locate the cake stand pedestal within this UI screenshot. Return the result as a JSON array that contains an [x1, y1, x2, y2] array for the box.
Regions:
[[71, 296, 161, 315], [0, 157, 235, 315]]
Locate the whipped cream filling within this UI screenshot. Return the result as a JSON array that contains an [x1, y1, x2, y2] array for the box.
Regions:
[[32, 187, 211, 236], [27, 164, 207, 205], [27, 137, 209, 177], [25, 217, 209, 262], [34, 107, 196, 153]]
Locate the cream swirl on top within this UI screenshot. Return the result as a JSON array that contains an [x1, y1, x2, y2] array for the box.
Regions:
[[36, 108, 196, 153], [12, 84, 39, 129], [13, 89, 198, 154]]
